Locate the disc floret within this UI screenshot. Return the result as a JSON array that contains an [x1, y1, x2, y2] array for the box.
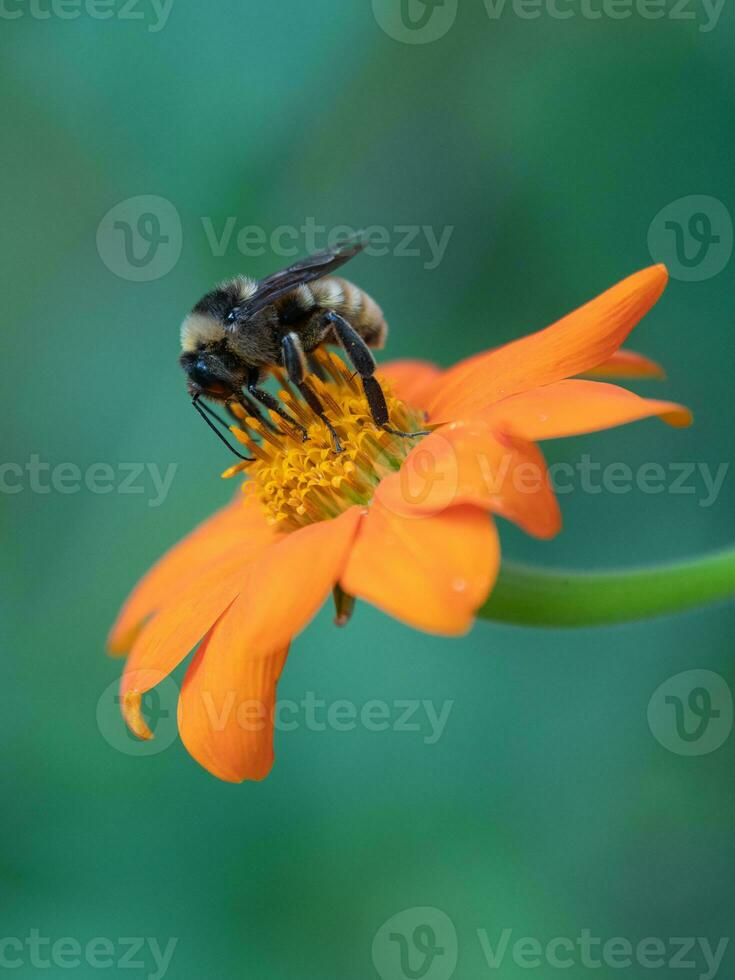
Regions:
[[223, 351, 428, 531]]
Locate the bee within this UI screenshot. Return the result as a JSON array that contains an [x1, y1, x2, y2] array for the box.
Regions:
[[179, 233, 427, 457]]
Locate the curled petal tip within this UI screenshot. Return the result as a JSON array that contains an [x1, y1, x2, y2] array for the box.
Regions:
[[664, 404, 693, 428], [122, 690, 153, 741]]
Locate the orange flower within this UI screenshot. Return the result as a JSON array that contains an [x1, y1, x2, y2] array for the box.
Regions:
[[108, 264, 691, 782]]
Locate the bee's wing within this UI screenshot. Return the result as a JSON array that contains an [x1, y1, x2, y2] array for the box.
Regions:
[[239, 233, 366, 317]]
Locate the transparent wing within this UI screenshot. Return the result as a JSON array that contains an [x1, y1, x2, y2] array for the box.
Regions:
[[238, 232, 367, 317]]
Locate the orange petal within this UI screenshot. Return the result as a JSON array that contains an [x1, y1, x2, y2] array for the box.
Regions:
[[580, 348, 665, 380], [208, 505, 362, 655], [178, 631, 289, 783], [428, 265, 668, 422], [376, 422, 560, 539], [341, 503, 499, 635], [108, 494, 275, 654], [377, 359, 443, 413], [478, 379, 692, 441], [120, 551, 256, 707], [426, 347, 665, 384], [175, 507, 361, 782]]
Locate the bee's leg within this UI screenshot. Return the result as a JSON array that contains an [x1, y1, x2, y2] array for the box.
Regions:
[[323, 311, 430, 438], [282, 332, 344, 453], [307, 354, 327, 381], [227, 392, 280, 434], [297, 381, 344, 454], [246, 367, 309, 442]]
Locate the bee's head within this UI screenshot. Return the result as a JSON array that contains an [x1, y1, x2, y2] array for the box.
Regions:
[[179, 348, 233, 402], [180, 329, 247, 403], [180, 278, 259, 400]]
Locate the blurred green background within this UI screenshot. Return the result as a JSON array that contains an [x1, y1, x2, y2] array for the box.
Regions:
[[2, 1, 734, 977]]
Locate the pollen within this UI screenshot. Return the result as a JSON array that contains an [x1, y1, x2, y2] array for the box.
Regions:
[[221, 351, 428, 532]]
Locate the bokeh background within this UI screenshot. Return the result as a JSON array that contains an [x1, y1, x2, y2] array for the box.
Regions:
[[2, 1, 734, 977]]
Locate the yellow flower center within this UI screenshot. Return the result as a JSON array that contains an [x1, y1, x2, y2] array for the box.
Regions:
[[222, 351, 428, 532]]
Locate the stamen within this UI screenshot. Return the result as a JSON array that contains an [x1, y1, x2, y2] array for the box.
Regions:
[[221, 350, 429, 532]]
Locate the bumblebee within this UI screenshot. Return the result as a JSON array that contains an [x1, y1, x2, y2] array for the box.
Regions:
[[179, 234, 426, 456]]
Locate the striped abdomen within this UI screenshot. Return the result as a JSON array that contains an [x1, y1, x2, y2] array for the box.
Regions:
[[309, 276, 388, 348]]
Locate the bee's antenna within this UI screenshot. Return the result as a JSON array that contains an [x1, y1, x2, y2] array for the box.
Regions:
[[191, 395, 254, 462], [198, 398, 234, 431]]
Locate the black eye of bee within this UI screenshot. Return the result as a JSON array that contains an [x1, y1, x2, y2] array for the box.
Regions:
[[226, 307, 239, 323], [180, 351, 231, 397]]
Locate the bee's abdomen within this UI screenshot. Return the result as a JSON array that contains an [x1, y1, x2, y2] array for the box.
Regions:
[[310, 277, 388, 349]]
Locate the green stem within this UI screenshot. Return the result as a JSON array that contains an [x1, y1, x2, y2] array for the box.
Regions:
[[478, 547, 735, 628]]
